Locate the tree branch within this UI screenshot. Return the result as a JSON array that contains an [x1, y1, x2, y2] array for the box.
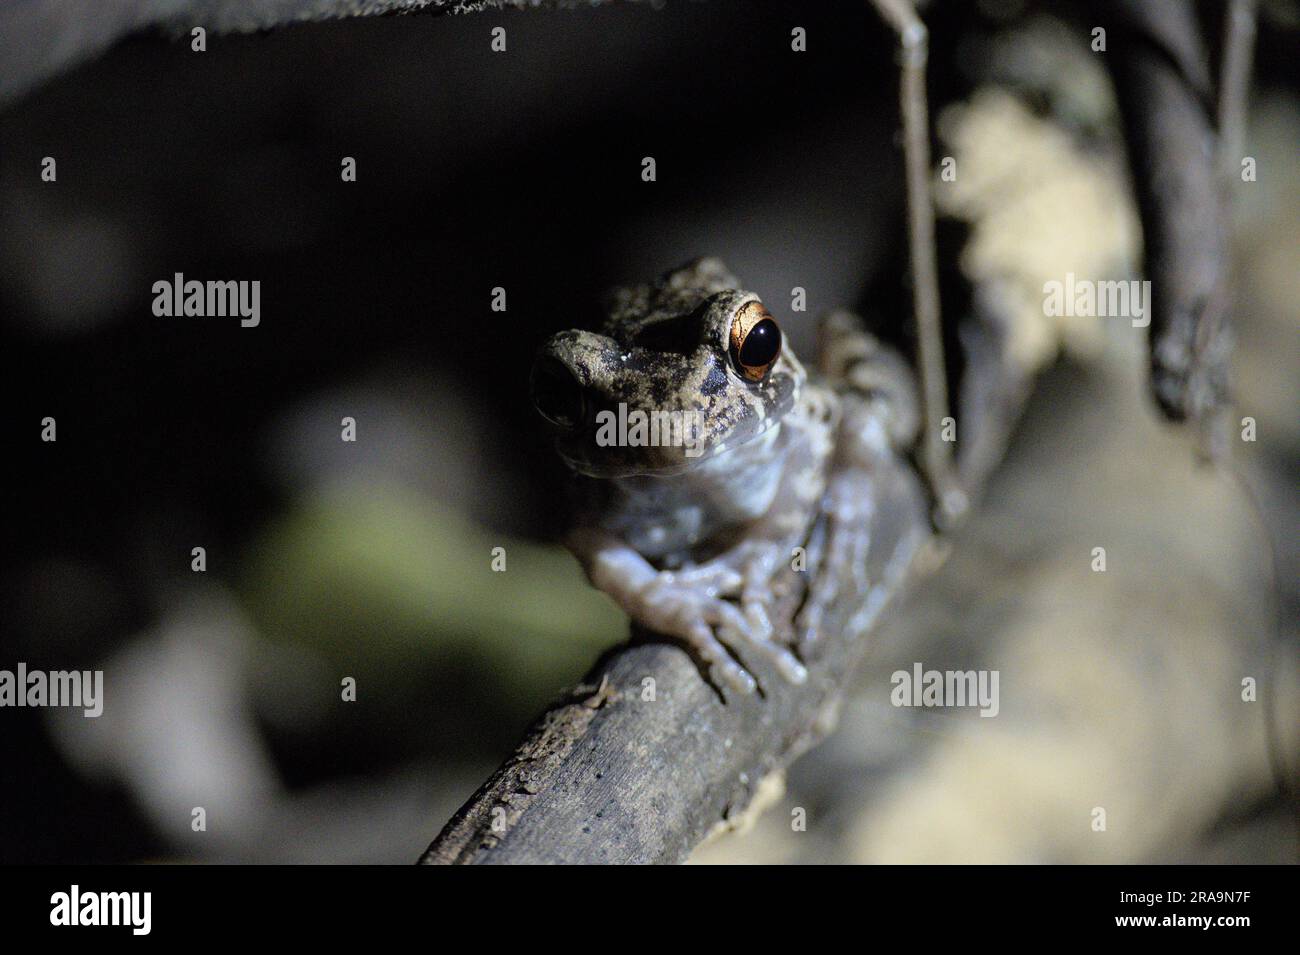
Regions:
[[422, 473, 929, 864]]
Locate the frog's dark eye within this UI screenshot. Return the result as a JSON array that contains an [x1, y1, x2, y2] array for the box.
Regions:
[[729, 301, 782, 382]]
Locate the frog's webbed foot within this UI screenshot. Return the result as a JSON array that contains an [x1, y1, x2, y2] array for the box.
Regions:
[[567, 528, 807, 695], [635, 570, 808, 693]]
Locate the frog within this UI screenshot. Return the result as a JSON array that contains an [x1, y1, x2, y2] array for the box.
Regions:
[[530, 258, 920, 695]]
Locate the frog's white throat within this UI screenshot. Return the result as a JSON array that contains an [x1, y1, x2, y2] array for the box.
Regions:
[[597, 420, 790, 557]]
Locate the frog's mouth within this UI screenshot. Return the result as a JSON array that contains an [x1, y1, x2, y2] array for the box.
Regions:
[[549, 396, 793, 479]]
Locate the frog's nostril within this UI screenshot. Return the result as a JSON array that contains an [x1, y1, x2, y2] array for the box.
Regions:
[[531, 356, 585, 430]]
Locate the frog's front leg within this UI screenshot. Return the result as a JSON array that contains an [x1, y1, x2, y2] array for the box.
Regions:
[[565, 526, 809, 694]]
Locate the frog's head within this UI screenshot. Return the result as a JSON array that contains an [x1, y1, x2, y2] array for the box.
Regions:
[[531, 258, 805, 478]]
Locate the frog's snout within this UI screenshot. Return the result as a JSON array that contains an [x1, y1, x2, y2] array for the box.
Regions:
[[530, 352, 585, 431]]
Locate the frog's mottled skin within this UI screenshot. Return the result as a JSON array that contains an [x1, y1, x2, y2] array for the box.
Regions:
[[533, 258, 919, 694]]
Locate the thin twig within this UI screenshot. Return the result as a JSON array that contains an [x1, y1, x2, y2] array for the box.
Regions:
[[869, 0, 965, 528]]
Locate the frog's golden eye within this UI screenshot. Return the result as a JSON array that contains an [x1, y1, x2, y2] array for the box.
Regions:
[[730, 301, 782, 382]]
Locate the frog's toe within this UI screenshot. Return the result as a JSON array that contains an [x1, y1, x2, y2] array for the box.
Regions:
[[795, 598, 827, 650], [713, 601, 808, 686], [773, 649, 809, 685], [738, 634, 809, 685], [685, 619, 758, 695], [671, 563, 744, 597], [702, 595, 750, 637], [740, 598, 774, 642]]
